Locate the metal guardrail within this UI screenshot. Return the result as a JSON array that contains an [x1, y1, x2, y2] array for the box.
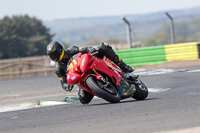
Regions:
[[116, 45, 166, 66], [165, 42, 198, 61], [115, 42, 200, 67]]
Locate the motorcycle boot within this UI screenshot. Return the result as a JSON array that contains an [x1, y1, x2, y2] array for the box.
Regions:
[[113, 55, 134, 73], [97, 42, 134, 73], [118, 78, 136, 99]]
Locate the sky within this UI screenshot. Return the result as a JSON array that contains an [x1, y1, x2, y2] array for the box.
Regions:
[[0, 0, 200, 21]]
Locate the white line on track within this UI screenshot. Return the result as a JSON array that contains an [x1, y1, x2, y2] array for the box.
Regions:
[[134, 68, 200, 75], [0, 101, 70, 113], [39, 100, 70, 106], [0, 103, 38, 113], [148, 88, 172, 93], [187, 69, 200, 72]]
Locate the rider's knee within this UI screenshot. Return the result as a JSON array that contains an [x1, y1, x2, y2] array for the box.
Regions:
[[98, 42, 112, 53]]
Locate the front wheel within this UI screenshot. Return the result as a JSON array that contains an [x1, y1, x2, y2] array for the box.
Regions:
[[132, 79, 148, 100], [86, 76, 121, 103]]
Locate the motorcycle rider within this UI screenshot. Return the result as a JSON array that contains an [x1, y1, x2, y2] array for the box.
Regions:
[[47, 41, 134, 104]]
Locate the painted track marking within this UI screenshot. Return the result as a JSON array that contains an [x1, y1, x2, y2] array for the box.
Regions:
[[148, 88, 172, 93], [134, 68, 200, 76]]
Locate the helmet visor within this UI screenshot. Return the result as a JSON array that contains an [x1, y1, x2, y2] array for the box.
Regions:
[[48, 50, 61, 61]]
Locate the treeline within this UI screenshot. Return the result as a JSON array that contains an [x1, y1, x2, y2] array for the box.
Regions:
[[0, 15, 53, 59]]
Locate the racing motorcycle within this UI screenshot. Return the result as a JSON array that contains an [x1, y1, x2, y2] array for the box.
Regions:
[[67, 52, 148, 103]]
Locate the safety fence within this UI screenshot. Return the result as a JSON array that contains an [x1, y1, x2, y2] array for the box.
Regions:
[[0, 56, 54, 80], [115, 42, 200, 67]]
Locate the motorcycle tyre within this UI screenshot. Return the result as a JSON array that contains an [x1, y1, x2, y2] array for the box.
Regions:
[[86, 76, 121, 103], [132, 79, 148, 100]]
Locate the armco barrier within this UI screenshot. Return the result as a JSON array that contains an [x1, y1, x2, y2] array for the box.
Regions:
[[165, 42, 198, 61], [115, 45, 166, 66], [115, 42, 200, 67]]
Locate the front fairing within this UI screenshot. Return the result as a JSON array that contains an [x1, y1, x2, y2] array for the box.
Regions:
[[79, 54, 96, 73], [67, 53, 96, 85], [67, 55, 82, 85], [67, 71, 82, 85], [90, 59, 122, 86]]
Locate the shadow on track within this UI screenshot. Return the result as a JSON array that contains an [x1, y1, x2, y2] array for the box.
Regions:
[[89, 98, 158, 106]]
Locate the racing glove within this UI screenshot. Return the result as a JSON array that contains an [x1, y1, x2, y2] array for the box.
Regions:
[[60, 76, 74, 91], [62, 83, 74, 91]]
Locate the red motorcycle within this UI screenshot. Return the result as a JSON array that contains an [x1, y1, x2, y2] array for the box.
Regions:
[[67, 52, 148, 103]]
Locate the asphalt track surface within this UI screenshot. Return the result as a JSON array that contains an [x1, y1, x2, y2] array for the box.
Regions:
[[0, 67, 200, 133]]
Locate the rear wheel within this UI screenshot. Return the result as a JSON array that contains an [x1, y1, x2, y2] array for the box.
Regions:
[[86, 76, 120, 103], [132, 79, 148, 100]]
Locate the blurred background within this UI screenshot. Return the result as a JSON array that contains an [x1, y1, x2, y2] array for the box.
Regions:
[[0, 0, 200, 79]]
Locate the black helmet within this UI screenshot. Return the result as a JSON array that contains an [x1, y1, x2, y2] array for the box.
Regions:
[[47, 41, 65, 62]]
